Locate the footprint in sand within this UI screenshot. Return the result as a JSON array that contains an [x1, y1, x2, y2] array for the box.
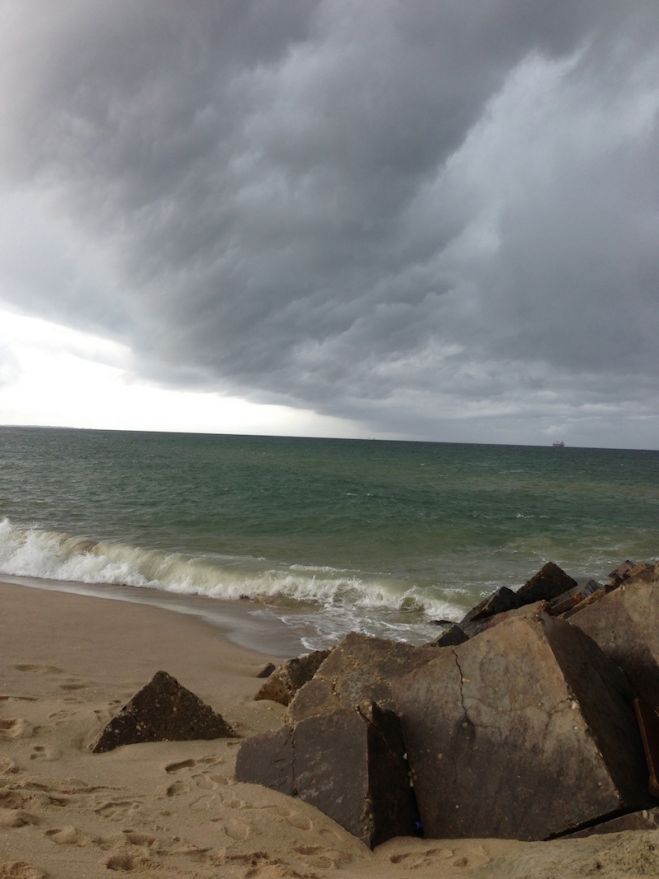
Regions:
[[164, 759, 196, 774], [103, 852, 157, 872], [0, 862, 48, 879], [0, 808, 40, 828], [164, 758, 223, 781], [93, 799, 143, 822], [59, 682, 87, 692], [0, 787, 65, 812], [162, 759, 223, 797], [295, 846, 353, 870], [0, 791, 32, 810], [45, 825, 88, 846], [13, 664, 63, 674], [0, 695, 37, 703], [190, 773, 218, 791], [165, 780, 187, 798], [167, 842, 212, 862], [222, 851, 313, 879], [222, 817, 252, 841], [293, 845, 324, 856], [389, 847, 453, 867], [0, 757, 19, 775], [29, 744, 61, 762], [217, 795, 247, 810], [121, 831, 158, 848], [283, 810, 314, 832], [0, 718, 32, 740]]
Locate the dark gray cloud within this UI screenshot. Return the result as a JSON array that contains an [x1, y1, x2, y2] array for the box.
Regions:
[[1, 0, 658, 443]]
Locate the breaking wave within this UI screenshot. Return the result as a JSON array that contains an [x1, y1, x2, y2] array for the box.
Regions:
[[0, 518, 462, 622]]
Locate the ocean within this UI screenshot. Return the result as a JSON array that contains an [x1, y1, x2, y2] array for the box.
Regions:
[[0, 426, 657, 651]]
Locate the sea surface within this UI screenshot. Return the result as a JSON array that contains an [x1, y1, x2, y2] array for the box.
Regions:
[[0, 426, 658, 650]]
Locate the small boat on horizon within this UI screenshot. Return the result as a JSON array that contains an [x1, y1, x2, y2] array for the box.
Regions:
[[552, 440, 566, 448]]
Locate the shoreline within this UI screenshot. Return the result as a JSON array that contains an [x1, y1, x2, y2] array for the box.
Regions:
[[0, 567, 460, 654], [0, 573, 312, 659]]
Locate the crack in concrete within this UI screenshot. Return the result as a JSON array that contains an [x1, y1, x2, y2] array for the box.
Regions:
[[327, 675, 340, 705], [452, 649, 473, 732], [290, 726, 298, 797], [538, 695, 578, 750], [355, 703, 402, 765]]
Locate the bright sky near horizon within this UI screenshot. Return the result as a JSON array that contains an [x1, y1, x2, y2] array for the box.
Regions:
[[0, 307, 360, 438], [1, 1, 659, 448]]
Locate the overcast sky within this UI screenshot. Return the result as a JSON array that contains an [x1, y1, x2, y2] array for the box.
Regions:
[[1, 1, 658, 448]]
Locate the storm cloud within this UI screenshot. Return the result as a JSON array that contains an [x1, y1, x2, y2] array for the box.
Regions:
[[1, 1, 658, 443]]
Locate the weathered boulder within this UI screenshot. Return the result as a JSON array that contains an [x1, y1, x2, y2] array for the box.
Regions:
[[92, 670, 235, 753], [609, 560, 659, 589], [453, 599, 551, 643], [516, 561, 577, 605], [235, 702, 418, 848], [457, 564, 578, 636], [477, 599, 549, 632], [459, 586, 521, 628], [629, 561, 659, 582], [609, 559, 638, 586], [392, 607, 650, 841], [288, 632, 438, 723], [255, 649, 330, 706], [549, 579, 604, 616], [434, 624, 469, 647], [256, 662, 276, 679], [569, 578, 659, 709]]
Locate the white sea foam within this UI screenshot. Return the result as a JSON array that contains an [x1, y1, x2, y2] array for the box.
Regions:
[[289, 563, 352, 574], [0, 518, 462, 623]]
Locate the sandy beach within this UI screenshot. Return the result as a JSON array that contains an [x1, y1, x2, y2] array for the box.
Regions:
[[1, 580, 657, 879]]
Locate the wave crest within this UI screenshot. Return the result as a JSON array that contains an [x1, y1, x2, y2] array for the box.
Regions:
[[0, 518, 461, 621]]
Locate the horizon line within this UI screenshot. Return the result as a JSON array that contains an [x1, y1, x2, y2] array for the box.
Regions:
[[1, 422, 656, 454]]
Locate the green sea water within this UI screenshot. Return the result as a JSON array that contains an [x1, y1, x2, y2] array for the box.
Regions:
[[0, 426, 657, 647]]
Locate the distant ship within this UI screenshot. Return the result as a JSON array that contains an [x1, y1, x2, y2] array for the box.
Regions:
[[552, 440, 566, 448]]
